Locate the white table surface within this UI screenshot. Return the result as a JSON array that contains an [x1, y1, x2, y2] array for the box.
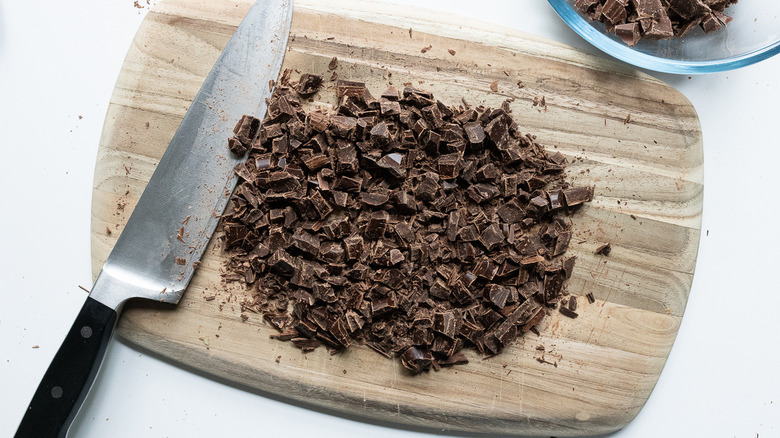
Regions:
[[1, 1, 778, 437]]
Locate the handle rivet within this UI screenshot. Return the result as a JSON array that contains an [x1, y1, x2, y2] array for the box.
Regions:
[[80, 326, 93, 339], [51, 386, 63, 399]]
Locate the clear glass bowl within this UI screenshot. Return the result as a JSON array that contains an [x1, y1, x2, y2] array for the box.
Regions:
[[548, 0, 780, 74]]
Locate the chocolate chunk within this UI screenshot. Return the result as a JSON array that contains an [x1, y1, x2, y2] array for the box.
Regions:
[[528, 195, 550, 216], [330, 116, 357, 139], [309, 191, 333, 219], [559, 306, 579, 319], [602, 0, 627, 24], [669, 0, 711, 20], [336, 144, 359, 174], [318, 241, 344, 264], [497, 199, 525, 223], [414, 173, 440, 202], [586, 292, 596, 304], [595, 243, 612, 256], [439, 352, 468, 367], [438, 153, 462, 179], [466, 183, 500, 204], [553, 231, 572, 257], [370, 122, 391, 146], [371, 294, 397, 316], [700, 13, 722, 33], [429, 278, 451, 301], [337, 80, 366, 98], [377, 154, 405, 179], [473, 257, 499, 280], [464, 122, 486, 145], [344, 235, 365, 261], [291, 230, 320, 257], [562, 186, 594, 207], [400, 346, 434, 374], [366, 211, 389, 239], [394, 191, 417, 214], [228, 137, 247, 155], [296, 73, 323, 95], [568, 296, 578, 312], [269, 249, 298, 276], [479, 224, 505, 251], [307, 110, 330, 133], [485, 284, 512, 309], [334, 175, 363, 192], [303, 153, 330, 172], [360, 190, 391, 207], [291, 337, 321, 352], [233, 115, 260, 145], [380, 99, 402, 116]]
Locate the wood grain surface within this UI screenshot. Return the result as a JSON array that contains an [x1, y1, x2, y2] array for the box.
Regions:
[[90, 0, 703, 435]]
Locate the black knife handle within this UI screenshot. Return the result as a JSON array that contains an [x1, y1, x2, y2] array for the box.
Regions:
[[16, 297, 117, 438]]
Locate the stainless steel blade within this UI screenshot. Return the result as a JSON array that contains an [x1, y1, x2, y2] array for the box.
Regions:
[[91, 0, 293, 310]]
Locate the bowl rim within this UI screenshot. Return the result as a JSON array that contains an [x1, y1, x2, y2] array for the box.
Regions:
[[548, 0, 780, 74]]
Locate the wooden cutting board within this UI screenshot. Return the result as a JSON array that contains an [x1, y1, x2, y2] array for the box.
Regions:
[[90, 0, 703, 435]]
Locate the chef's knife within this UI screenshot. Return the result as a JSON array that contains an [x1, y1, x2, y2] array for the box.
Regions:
[[15, 1, 292, 436]]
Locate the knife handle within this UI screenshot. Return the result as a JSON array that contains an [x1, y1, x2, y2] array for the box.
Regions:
[[16, 297, 117, 438]]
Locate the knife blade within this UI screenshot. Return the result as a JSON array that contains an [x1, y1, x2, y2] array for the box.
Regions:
[[15, 1, 293, 436]]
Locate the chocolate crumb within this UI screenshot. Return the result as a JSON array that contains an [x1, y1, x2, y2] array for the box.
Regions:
[[448, 49, 456, 56], [586, 292, 596, 304], [490, 81, 498, 92], [595, 243, 612, 256], [421, 45, 432, 53], [328, 57, 338, 71]]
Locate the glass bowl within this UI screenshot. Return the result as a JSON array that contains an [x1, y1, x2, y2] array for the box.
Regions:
[[548, 0, 780, 74]]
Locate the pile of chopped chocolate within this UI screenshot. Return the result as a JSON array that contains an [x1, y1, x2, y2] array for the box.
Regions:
[[574, 0, 738, 46], [220, 72, 593, 374]]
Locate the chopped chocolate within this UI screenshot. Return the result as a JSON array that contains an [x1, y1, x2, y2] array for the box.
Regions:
[[595, 243, 612, 256], [586, 292, 596, 304], [575, 0, 738, 45], [219, 76, 594, 374]]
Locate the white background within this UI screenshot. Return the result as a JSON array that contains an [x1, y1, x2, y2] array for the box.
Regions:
[[1, 1, 778, 437]]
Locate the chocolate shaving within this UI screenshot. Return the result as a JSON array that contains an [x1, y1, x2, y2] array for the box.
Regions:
[[219, 77, 594, 374]]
